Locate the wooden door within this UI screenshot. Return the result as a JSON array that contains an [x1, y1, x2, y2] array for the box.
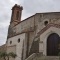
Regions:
[[47, 33, 60, 56]]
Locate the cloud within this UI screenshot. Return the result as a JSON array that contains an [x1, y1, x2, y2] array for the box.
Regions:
[[0, 26, 8, 45], [23, 0, 60, 13], [21, 0, 60, 20]]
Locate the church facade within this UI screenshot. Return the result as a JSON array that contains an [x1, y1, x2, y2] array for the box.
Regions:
[[1, 4, 60, 60]]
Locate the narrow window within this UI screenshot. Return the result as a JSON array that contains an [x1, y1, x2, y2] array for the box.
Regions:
[[16, 11, 19, 20], [18, 38, 20, 43]]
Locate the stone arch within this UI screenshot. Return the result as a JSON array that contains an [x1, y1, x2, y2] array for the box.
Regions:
[[40, 27, 60, 56]]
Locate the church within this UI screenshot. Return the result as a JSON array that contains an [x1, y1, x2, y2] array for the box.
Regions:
[[0, 4, 60, 60]]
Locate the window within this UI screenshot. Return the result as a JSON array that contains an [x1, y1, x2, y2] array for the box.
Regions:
[[18, 38, 20, 43], [44, 21, 48, 26], [10, 41, 12, 44], [16, 11, 19, 20]]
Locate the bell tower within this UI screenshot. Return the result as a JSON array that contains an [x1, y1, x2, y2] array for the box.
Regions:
[[7, 4, 23, 38], [10, 4, 23, 26]]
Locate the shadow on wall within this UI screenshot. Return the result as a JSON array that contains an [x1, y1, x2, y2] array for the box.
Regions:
[[29, 38, 39, 56]]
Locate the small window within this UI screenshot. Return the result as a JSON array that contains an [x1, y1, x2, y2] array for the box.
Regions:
[[10, 41, 12, 44], [18, 38, 20, 43], [44, 21, 48, 26]]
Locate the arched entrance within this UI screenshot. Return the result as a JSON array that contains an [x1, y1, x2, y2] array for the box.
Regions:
[[47, 33, 60, 56]]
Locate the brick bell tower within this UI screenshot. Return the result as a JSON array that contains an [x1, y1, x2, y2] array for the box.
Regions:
[[7, 4, 23, 38], [10, 4, 23, 27]]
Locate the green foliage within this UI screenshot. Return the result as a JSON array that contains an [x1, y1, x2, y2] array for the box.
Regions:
[[0, 52, 17, 60], [0, 52, 7, 60], [8, 52, 17, 58], [0, 52, 7, 57]]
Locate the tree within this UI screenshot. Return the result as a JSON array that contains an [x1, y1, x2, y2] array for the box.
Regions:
[[7, 52, 17, 60], [0, 52, 7, 60], [0, 52, 17, 60]]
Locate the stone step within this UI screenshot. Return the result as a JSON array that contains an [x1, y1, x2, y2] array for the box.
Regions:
[[25, 53, 60, 60], [36, 56, 59, 60]]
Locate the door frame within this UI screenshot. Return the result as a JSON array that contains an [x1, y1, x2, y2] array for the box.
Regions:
[[39, 27, 60, 56]]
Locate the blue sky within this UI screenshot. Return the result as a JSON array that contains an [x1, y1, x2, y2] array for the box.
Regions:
[[0, 0, 60, 45]]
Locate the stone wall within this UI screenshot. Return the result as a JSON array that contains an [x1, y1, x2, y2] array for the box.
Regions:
[[7, 33, 26, 60], [0, 44, 6, 52], [8, 14, 35, 38], [37, 12, 60, 33]]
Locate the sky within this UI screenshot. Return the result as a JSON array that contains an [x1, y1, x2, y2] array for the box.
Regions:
[[0, 0, 60, 46]]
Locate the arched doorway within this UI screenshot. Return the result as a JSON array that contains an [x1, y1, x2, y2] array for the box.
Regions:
[[47, 33, 60, 56]]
